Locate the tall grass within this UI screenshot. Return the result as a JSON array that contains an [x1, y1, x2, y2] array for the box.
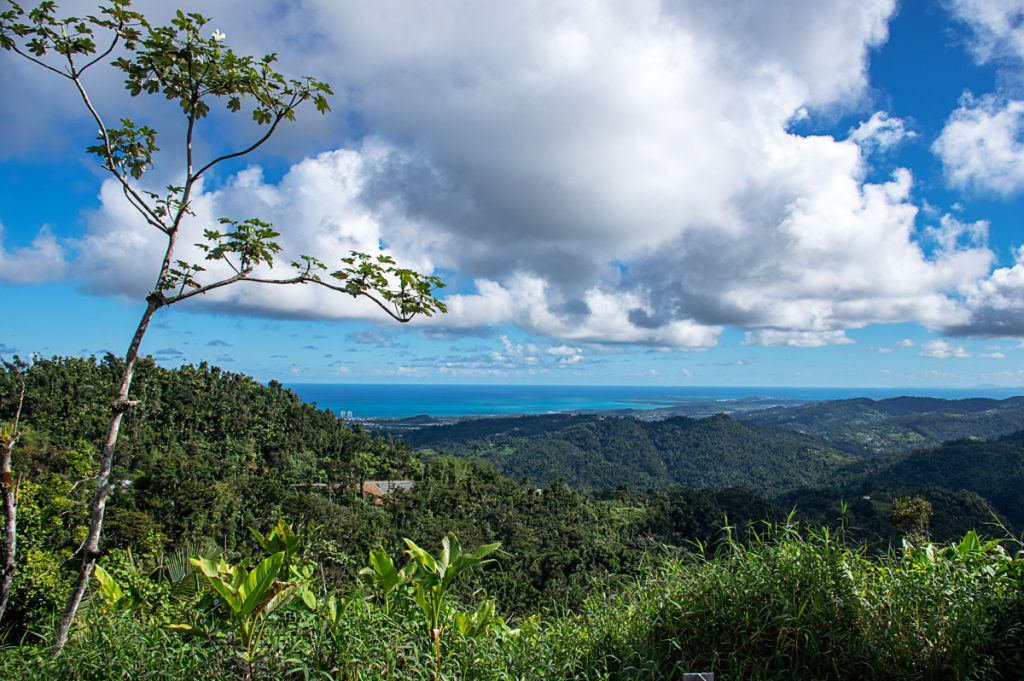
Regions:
[[564, 522, 1024, 680], [2, 521, 1021, 680]]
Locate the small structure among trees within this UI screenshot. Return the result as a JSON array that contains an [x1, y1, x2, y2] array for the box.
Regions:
[[361, 479, 417, 505]]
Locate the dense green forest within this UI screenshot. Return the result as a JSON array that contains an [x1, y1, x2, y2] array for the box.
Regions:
[[398, 407, 1023, 541], [1, 357, 1023, 679], [741, 396, 1024, 457], [401, 412, 854, 492]]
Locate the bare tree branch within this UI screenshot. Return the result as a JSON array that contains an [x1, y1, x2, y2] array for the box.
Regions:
[[191, 111, 288, 181], [309, 278, 420, 323], [67, 71, 168, 234], [7, 43, 68, 77]]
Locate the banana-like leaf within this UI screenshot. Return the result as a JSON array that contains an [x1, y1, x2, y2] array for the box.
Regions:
[[443, 540, 501, 588], [251, 520, 301, 559], [438, 534, 453, 579], [93, 565, 125, 605], [189, 556, 226, 579], [455, 598, 498, 637], [466, 541, 502, 562], [366, 548, 404, 593], [239, 552, 285, 617], [411, 582, 433, 626], [404, 538, 437, 574], [190, 557, 242, 612], [958, 530, 981, 555], [262, 581, 298, 617]]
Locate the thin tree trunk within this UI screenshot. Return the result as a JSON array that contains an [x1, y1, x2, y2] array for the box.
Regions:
[[51, 298, 160, 655], [0, 382, 26, 623]]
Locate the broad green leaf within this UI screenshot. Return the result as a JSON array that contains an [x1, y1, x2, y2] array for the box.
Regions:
[[262, 582, 298, 617], [958, 530, 981, 555], [300, 588, 317, 611], [239, 551, 285, 617], [411, 581, 433, 626], [92, 564, 125, 605], [404, 538, 437, 573], [190, 557, 242, 611], [368, 548, 404, 593]]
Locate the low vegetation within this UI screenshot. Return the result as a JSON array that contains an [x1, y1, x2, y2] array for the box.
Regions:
[[0, 520, 1020, 680]]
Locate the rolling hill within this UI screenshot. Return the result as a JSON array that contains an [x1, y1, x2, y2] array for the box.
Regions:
[[402, 412, 854, 493]]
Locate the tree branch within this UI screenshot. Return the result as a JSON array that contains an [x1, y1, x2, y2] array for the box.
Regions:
[[7, 43, 69, 78], [78, 33, 119, 74], [308, 278, 419, 323], [164, 265, 341, 307], [192, 112, 287, 181], [121, 184, 170, 235], [162, 272, 248, 305], [67, 72, 168, 234]]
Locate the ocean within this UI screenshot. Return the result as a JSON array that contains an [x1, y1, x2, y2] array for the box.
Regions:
[[285, 383, 1024, 419]]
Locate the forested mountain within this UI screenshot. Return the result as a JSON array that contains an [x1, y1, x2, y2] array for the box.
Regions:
[[400, 405, 1024, 542], [0, 355, 417, 547], [851, 430, 1024, 528], [742, 396, 1024, 457], [769, 430, 1024, 542], [402, 412, 854, 492]]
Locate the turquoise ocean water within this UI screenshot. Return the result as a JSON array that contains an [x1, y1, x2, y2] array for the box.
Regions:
[[285, 384, 1024, 419]]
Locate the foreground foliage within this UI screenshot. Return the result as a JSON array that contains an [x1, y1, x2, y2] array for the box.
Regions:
[[0, 521, 1020, 680]]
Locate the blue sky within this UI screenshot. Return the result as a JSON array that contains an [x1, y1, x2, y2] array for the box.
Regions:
[[2, 0, 1024, 387]]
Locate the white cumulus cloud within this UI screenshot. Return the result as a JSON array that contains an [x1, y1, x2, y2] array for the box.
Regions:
[[933, 95, 1024, 195], [947, 0, 1024, 63], [920, 339, 972, 359], [944, 246, 1024, 336], [0, 224, 65, 284], [848, 111, 915, 152]]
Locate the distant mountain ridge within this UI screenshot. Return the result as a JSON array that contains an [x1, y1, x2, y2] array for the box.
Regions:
[[740, 396, 1024, 457]]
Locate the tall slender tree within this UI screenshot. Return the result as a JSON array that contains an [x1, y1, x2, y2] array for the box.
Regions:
[[0, 370, 25, 623], [0, 0, 446, 654]]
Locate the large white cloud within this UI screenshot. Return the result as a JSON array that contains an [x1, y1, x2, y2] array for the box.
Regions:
[[72, 142, 447, 320], [944, 246, 1024, 336], [10, 0, 1020, 344]]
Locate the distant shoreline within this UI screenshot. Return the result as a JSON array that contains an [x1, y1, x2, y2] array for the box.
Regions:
[[285, 383, 1024, 423]]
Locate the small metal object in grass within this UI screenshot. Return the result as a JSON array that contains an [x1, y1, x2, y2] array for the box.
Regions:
[[683, 674, 714, 681]]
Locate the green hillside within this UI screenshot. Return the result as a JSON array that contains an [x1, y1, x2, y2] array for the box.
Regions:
[[742, 396, 1024, 457], [403, 412, 854, 493], [855, 430, 1024, 528]]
